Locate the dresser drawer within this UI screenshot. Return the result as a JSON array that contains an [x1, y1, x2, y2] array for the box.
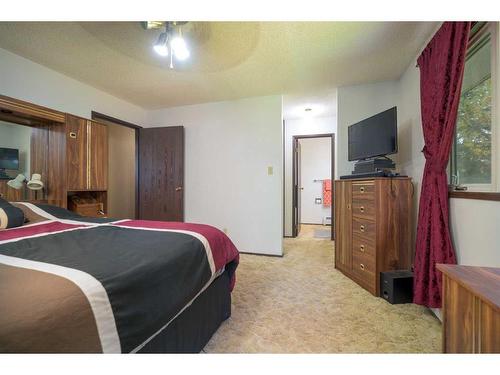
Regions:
[[352, 234, 375, 258], [352, 216, 376, 240], [352, 250, 376, 286], [352, 199, 375, 220], [352, 182, 375, 200], [68, 202, 106, 218]]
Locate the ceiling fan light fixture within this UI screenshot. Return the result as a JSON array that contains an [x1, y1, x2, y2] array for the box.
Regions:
[[153, 32, 169, 56], [170, 36, 190, 61]]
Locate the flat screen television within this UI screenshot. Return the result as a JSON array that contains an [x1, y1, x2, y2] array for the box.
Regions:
[[348, 107, 397, 161], [0, 147, 20, 171]]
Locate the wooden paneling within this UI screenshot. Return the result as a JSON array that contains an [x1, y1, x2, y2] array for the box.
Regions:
[[89, 121, 108, 191], [438, 265, 500, 353], [334, 178, 412, 296], [0, 94, 65, 123], [66, 115, 87, 191], [0, 180, 23, 201], [334, 180, 352, 273], [65, 117, 107, 192], [47, 123, 67, 208], [138, 126, 184, 221]]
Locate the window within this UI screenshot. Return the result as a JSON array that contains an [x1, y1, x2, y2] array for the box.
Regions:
[[451, 22, 498, 192]]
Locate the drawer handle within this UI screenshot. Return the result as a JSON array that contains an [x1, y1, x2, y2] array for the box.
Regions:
[[360, 244, 365, 252], [360, 225, 365, 232], [69, 132, 77, 139], [360, 206, 365, 213], [360, 187, 365, 193], [360, 263, 365, 271]]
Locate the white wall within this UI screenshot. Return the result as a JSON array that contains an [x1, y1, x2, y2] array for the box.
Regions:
[[146, 96, 283, 256], [299, 137, 331, 225], [0, 48, 147, 125], [283, 116, 337, 236], [0, 121, 31, 177], [336, 81, 399, 177]]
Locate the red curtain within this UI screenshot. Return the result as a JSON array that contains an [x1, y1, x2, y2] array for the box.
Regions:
[[414, 22, 471, 308]]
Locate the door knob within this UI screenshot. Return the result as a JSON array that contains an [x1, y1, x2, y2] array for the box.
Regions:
[[175, 186, 183, 191]]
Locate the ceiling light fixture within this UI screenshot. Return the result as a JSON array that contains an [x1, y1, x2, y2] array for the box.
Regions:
[[153, 32, 169, 57], [151, 22, 190, 69]]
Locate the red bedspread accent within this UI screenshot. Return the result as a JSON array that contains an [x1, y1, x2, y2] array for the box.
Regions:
[[0, 222, 86, 242], [113, 220, 240, 290]]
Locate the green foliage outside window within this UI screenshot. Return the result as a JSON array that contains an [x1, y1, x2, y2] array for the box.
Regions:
[[454, 76, 492, 184]]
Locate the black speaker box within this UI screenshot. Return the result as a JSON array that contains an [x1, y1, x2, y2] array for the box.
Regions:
[[380, 270, 413, 304]]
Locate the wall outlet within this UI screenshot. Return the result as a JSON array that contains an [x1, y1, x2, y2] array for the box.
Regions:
[[267, 166, 273, 175]]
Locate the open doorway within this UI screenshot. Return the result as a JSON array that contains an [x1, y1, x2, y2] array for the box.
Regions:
[[91, 111, 140, 220], [292, 134, 335, 240]]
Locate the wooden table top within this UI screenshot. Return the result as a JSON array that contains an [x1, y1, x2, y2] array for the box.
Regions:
[[437, 264, 500, 310]]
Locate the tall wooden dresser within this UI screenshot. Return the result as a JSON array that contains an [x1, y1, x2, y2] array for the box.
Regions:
[[334, 177, 412, 296]]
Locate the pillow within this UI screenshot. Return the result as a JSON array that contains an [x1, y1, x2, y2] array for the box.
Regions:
[[0, 197, 25, 229]]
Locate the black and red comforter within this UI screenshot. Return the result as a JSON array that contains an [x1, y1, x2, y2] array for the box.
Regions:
[[0, 203, 239, 353]]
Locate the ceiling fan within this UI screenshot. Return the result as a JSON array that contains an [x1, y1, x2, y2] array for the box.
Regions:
[[141, 21, 190, 69]]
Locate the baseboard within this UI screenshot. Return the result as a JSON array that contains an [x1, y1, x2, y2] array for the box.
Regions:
[[239, 251, 284, 258]]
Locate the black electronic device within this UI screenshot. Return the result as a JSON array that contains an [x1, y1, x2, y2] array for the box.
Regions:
[[348, 107, 398, 161], [380, 270, 413, 304], [0, 147, 19, 179]]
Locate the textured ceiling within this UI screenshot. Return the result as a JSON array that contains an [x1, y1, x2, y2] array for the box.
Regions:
[[0, 22, 438, 109]]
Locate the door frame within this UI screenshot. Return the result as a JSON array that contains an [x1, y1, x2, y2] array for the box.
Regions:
[[291, 133, 335, 240], [91, 111, 142, 219]]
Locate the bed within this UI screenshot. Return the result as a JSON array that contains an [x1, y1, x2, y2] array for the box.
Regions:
[[0, 202, 239, 353]]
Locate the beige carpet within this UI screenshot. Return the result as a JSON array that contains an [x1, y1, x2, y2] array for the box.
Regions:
[[204, 224, 442, 353]]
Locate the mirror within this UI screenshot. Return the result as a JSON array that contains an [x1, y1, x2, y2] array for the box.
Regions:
[[0, 120, 31, 178], [0, 120, 41, 201]]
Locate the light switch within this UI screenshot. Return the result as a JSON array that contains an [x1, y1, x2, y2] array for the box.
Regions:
[[267, 166, 273, 175]]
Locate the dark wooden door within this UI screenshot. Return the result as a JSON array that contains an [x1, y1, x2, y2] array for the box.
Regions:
[[89, 121, 108, 190], [138, 126, 184, 221], [66, 114, 87, 191]]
